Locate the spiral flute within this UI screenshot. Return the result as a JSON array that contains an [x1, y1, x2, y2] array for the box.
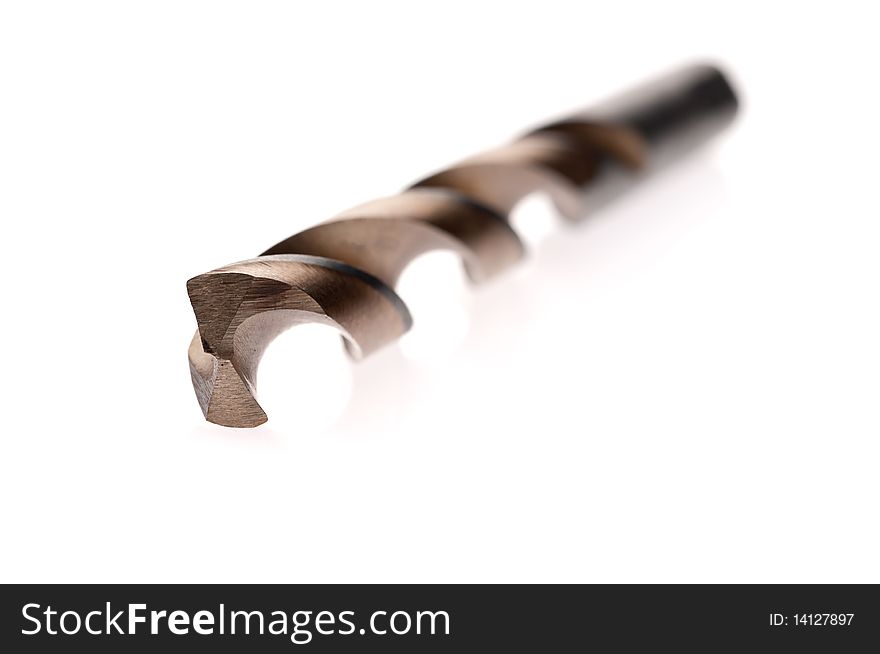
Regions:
[[187, 64, 739, 427]]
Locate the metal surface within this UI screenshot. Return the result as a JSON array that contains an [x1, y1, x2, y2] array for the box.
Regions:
[[187, 64, 739, 427]]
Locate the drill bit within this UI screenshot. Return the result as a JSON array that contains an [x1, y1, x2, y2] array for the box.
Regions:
[[187, 64, 738, 427]]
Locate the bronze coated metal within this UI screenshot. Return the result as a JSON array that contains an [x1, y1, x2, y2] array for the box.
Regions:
[[187, 64, 739, 427]]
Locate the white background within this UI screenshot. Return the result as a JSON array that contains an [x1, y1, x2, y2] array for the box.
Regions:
[[1, 1, 878, 583]]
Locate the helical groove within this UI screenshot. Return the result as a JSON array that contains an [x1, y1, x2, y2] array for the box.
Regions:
[[187, 64, 739, 427]]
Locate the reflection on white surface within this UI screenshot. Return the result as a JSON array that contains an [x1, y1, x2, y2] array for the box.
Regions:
[[508, 192, 560, 248], [257, 323, 353, 433], [396, 251, 471, 363]]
